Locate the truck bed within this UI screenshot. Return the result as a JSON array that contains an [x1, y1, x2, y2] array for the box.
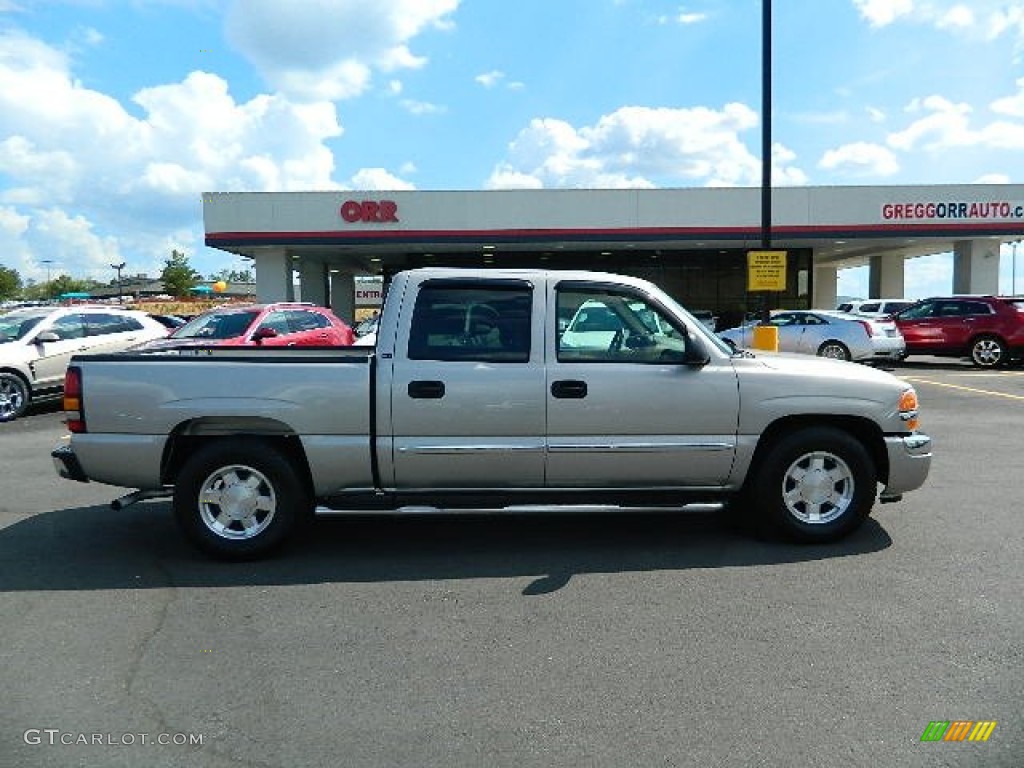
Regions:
[[70, 346, 375, 494]]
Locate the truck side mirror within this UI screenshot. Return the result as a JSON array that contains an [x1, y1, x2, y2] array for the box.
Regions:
[[683, 333, 711, 366], [35, 331, 60, 344]]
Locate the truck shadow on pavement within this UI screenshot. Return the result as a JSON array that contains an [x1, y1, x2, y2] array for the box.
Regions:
[[0, 502, 893, 595]]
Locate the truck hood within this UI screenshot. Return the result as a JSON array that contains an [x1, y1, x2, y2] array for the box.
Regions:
[[737, 349, 909, 387], [728, 350, 916, 431]]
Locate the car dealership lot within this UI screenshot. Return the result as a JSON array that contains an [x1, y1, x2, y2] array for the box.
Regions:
[[1, 359, 1021, 767]]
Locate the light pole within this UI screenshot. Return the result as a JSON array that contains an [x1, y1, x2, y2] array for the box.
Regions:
[[40, 259, 53, 302], [110, 262, 126, 304], [761, 0, 772, 250], [1013, 241, 1019, 296]]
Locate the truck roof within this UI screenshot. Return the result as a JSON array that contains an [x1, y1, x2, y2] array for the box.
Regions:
[[400, 266, 661, 291]]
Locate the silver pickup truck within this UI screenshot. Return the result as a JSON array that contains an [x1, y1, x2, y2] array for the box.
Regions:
[[52, 268, 932, 559]]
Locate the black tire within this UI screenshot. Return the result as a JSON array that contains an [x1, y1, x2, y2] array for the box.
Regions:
[[816, 340, 851, 361], [969, 335, 1006, 368], [173, 438, 312, 560], [0, 372, 30, 423], [750, 426, 876, 543]]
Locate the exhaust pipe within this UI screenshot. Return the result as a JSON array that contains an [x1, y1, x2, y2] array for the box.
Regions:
[[111, 488, 173, 511]]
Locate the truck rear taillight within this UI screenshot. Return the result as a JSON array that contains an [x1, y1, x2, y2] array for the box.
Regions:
[[63, 366, 86, 433]]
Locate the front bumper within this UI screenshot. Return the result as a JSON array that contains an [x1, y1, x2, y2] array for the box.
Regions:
[[52, 439, 89, 483], [881, 432, 932, 496]]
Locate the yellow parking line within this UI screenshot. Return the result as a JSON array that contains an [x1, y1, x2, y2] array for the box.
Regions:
[[956, 371, 1024, 377], [902, 377, 1024, 401]]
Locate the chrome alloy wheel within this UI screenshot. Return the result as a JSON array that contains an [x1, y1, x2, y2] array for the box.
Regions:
[[817, 342, 850, 360], [971, 338, 1004, 367], [780, 451, 855, 525], [197, 464, 277, 540], [0, 375, 27, 421]]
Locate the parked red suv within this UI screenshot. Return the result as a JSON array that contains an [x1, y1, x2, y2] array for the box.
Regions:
[[893, 296, 1024, 368], [138, 303, 355, 350]]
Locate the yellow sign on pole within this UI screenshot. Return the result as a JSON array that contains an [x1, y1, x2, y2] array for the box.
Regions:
[[747, 250, 788, 291]]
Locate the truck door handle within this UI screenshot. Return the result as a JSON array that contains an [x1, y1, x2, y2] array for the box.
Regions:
[[408, 380, 445, 399], [551, 379, 587, 399]]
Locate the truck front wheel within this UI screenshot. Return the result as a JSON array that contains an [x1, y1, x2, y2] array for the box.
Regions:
[[174, 439, 312, 560], [752, 427, 876, 543]]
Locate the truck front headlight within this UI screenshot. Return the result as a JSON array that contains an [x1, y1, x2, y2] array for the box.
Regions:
[[898, 388, 919, 431]]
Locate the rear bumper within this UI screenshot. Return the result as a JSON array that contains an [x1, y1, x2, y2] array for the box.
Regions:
[[869, 337, 906, 359], [881, 433, 932, 496], [52, 439, 89, 483]]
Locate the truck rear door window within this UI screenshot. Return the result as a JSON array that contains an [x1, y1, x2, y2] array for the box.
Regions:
[[408, 285, 532, 362]]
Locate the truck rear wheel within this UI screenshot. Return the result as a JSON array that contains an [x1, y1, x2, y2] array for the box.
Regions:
[[752, 426, 876, 543], [174, 439, 312, 560]]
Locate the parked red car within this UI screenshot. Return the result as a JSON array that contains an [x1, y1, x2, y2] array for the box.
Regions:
[[893, 295, 1024, 368], [137, 303, 355, 349]]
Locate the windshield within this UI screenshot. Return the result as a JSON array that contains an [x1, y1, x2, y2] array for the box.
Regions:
[[171, 310, 260, 340], [0, 314, 44, 343]]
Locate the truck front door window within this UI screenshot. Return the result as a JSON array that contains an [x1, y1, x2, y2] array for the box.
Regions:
[[557, 289, 687, 363]]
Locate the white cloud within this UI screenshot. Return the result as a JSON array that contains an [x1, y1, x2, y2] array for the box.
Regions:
[[657, 9, 708, 25], [0, 206, 30, 238], [904, 252, 954, 298], [990, 78, 1024, 117], [937, 5, 974, 30], [868, 80, 1024, 156], [475, 70, 504, 88], [400, 99, 445, 116], [349, 168, 415, 190], [852, 0, 914, 28], [486, 104, 805, 189], [854, 0, 1024, 42], [0, 29, 350, 277], [975, 172, 1011, 183], [818, 142, 901, 176], [888, 95, 973, 150], [677, 12, 708, 25], [772, 144, 809, 185], [224, 0, 460, 101], [867, 107, 887, 123]]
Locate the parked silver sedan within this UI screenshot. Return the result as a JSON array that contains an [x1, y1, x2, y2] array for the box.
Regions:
[[719, 310, 905, 362]]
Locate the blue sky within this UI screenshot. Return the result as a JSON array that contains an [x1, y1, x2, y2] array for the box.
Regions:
[[3, 0, 1024, 297]]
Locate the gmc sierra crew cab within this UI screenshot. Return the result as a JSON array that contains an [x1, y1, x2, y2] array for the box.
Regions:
[[52, 268, 932, 559]]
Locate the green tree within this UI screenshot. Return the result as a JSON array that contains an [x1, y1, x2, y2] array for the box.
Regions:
[[21, 273, 95, 300], [209, 267, 254, 283], [161, 249, 201, 298], [0, 265, 22, 300]]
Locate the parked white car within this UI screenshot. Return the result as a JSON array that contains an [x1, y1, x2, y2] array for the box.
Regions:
[[719, 310, 905, 363], [352, 315, 379, 346], [0, 305, 168, 421]]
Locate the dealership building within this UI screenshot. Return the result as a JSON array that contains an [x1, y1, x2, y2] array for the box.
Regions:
[[203, 184, 1024, 327]]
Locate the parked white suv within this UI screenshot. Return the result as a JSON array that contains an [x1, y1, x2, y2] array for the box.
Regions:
[[836, 299, 915, 318], [0, 305, 168, 421]]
